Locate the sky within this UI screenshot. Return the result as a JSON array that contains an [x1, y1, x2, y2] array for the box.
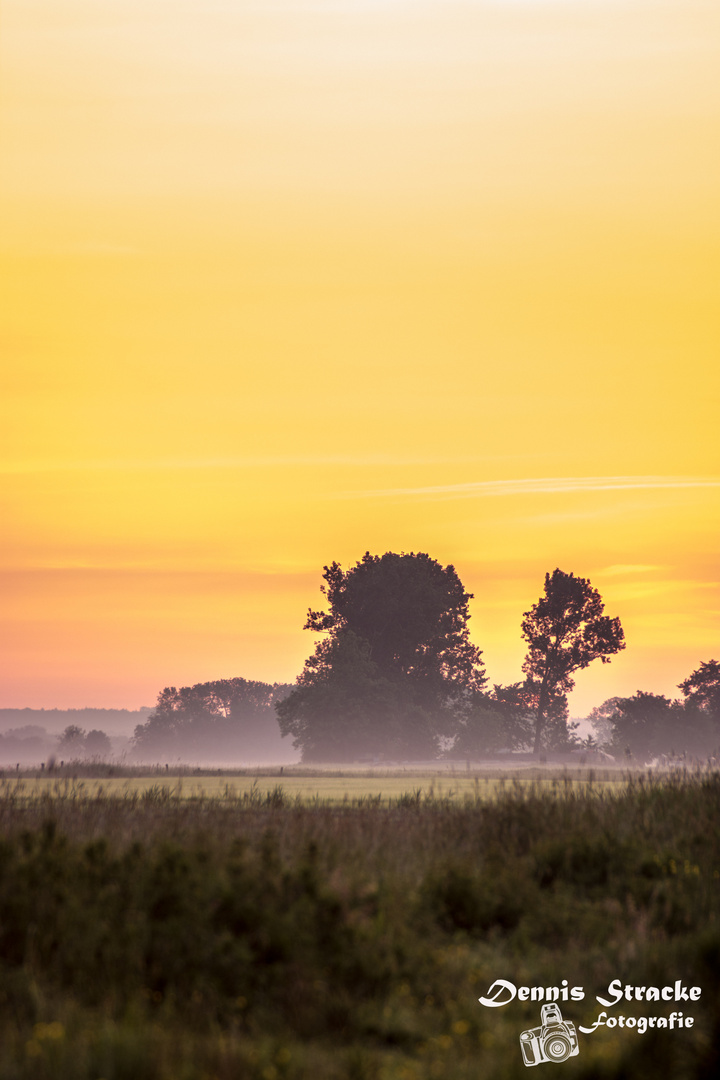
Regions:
[[1, 0, 719, 715]]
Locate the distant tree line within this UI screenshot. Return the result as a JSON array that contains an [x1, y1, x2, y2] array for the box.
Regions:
[[0, 725, 116, 765], [0, 707, 152, 728], [126, 550, 718, 765], [588, 659, 720, 761], [57, 725, 113, 760], [133, 678, 294, 762]]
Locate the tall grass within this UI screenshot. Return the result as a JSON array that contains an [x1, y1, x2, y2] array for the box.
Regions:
[[0, 771, 718, 1078]]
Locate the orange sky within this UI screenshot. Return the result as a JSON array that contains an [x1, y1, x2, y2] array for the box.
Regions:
[[1, 1, 718, 714]]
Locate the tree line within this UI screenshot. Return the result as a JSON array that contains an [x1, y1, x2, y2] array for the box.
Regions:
[[276, 553, 625, 760], [587, 660, 720, 761], [132, 551, 719, 763], [133, 679, 293, 761]]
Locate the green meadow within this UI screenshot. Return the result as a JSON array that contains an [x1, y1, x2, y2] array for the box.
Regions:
[[0, 768, 717, 1079]]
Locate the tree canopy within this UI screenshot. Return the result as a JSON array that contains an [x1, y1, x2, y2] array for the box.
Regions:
[[679, 659, 720, 720], [451, 682, 535, 757], [277, 551, 486, 761], [84, 729, 112, 759], [56, 725, 112, 761], [521, 568, 625, 753], [58, 725, 87, 757], [589, 688, 717, 761], [134, 678, 293, 761]]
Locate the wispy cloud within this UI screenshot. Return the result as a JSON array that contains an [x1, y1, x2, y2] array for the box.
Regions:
[[600, 564, 664, 576], [341, 476, 720, 500]]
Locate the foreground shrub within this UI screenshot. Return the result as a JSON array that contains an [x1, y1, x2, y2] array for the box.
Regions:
[[0, 771, 717, 1078]]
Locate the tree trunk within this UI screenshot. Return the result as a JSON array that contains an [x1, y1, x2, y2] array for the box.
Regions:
[[533, 681, 550, 755]]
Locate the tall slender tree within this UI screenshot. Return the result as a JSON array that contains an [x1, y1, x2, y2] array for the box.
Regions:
[[521, 568, 625, 754]]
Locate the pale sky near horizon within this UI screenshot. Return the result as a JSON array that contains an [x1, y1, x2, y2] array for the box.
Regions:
[[1, 0, 718, 714]]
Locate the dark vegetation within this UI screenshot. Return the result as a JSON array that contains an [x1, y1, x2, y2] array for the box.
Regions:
[[277, 554, 628, 762], [275, 551, 716, 763], [3, 557, 718, 767], [586, 660, 720, 761], [519, 568, 625, 753], [590, 688, 720, 762], [0, 709, 153, 733], [0, 771, 718, 1078], [277, 552, 487, 761], [132, 679, 295, 763], [57, 727, 113, 760], [0, 711, 152, 767]]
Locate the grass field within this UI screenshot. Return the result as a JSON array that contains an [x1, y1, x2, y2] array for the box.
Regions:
[[0, 767, 717, 1079], [0, 765, 641, 805]]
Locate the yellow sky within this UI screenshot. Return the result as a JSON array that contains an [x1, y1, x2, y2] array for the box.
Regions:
[[1, 1, 718, 712]]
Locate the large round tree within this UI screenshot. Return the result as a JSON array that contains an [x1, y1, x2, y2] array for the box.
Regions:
[[277, 551, 486, 761]]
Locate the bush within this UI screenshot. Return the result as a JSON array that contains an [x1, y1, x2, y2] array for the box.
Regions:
[[0, 772, 717, 1078]]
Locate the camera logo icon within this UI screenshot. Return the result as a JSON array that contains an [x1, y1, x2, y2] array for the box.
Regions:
[[519, 1003, 580, 1066]]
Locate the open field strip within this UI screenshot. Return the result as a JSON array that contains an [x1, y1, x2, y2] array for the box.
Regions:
[[0, 767, 639, 803]]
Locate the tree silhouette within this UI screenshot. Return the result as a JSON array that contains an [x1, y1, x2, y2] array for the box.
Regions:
[[58, 725, 86, 758], [595, 690, 715, 760], [679, 660, 720, 720], [133, 678, 293, 760], [276, 631, 406, 761], [452, 682, 535, 757], [278, 551, 486, 760], [84, 729, 112, 759], [521, 569, 625, 754]]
